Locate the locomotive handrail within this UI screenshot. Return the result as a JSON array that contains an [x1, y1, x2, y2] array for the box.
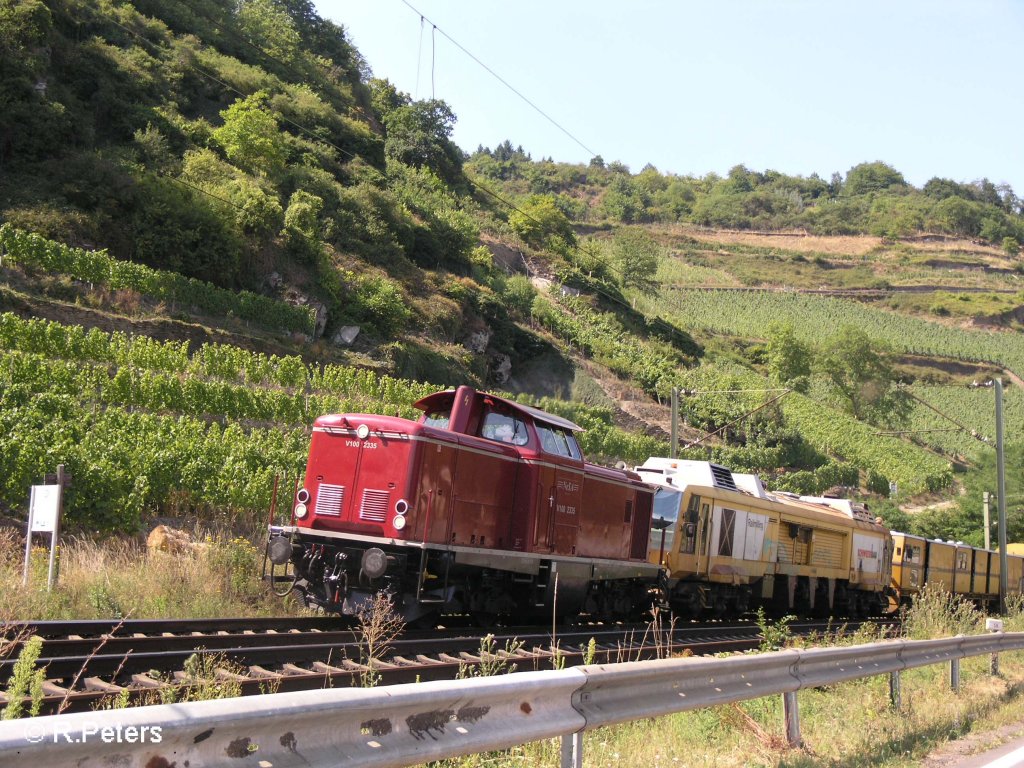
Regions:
[[1, 632, 1022, 768]]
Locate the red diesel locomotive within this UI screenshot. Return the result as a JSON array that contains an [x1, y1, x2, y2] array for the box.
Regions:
[[266, 386, 660, 621]]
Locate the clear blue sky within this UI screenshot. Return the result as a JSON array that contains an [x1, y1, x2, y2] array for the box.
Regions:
[[316, 1, 1023, 192]]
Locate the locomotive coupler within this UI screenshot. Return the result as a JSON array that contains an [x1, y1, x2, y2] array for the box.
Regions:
[[325, 552, 348, 590]]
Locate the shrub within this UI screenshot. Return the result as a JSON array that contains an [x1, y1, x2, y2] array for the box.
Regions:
[[351, 274, 411, 337], [500, 275, 537, 319]]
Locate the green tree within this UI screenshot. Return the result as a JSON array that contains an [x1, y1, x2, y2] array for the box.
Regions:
[[931, 196, 983, 237], [610, 227, 661, 291], [843, 162, 906, 196], [236, 0, 302, 64], [370, 79, 462, 184], [508, 194, 576, 255], [818, 326, 910, 426], [212, 92, 287, 177], [600, 174, 648, 223], [765, 323, 811, 393]]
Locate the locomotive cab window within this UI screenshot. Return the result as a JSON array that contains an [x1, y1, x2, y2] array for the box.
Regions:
[[651, 487, 681, 530], [536, 423, 582, 459], [479, 409, 528, 446], [422, 407, 451, 429]]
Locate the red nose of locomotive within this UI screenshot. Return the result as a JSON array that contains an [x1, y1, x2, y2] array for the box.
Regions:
[[293, 414, 417, 538]]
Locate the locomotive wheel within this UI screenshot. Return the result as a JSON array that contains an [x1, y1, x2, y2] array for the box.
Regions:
[[792, 579, 812, 618], [847, 592, 863, 618]]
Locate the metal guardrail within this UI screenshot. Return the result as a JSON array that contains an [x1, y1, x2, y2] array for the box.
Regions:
[[0, 630, 1021, 768]]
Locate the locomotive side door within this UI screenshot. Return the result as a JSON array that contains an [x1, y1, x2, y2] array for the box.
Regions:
[[674, 493, 712, 576], [413, 438, 456, 544], [532, 423, 583, 555], [551, 467, 582, 555], [533, 461, 556, 552]]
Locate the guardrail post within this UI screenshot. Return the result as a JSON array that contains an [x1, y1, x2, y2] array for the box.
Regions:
[[987, 618, 1004, 676], [888, 670, 901, 710], [561, 731, 583, 768], [949, 657, 960, 692], [782, 691, 802, 747]]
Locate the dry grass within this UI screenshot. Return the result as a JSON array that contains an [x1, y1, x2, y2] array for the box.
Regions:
[[436, 598, 1024, 768], [0, 527, 298, 622], [667, 225, 1009, 262], [670, 225, 884, 257]]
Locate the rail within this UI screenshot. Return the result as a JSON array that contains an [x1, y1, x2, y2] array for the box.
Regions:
[[0, 628, 1019, 768]]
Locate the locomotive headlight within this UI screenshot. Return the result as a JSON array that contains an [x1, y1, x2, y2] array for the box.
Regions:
[[395, 499, 409, 515], [356, 423, 370, 440], [296, 488, 310, 504], [392, 514, 407, 531], [294, 503, 308, 519]]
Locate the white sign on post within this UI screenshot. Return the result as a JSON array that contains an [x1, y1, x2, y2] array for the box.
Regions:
[[24, 477, 64, 590], [30, 485, 60, 532]]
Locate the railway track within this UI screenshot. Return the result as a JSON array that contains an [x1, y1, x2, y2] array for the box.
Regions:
[[0, 616, 898, 715]]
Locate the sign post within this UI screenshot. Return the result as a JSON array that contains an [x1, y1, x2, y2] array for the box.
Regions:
[[22, 464, 65, 591]]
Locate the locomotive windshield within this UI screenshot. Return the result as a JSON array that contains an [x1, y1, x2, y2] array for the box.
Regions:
[[652, 487, 682, 528], [650, 486, 681, 555]]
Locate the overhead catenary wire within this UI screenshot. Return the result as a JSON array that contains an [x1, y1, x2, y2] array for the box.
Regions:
[[431, 22, 437, 100], [85, 0, 737, 367], [414, 15, 424, 97], [396, 0, 598, 158], [897, 384, 990, 443], [873, 428, 964, 436], [681, 390, 792, 451]]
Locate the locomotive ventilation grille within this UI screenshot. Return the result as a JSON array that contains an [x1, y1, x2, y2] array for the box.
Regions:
[[710, 463, 738, 491], [314, 483, 345, 516], [359, 489, 390, 523]]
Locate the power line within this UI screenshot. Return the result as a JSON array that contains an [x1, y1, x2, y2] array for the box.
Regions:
[[681, 388, 790, 395], [396, 0, 597, 158], [85, 1, 694, 359], [431, 22, 437, 100], [681, 390, 792, 451], [414, 16, 424, 97], [898, 385, 989, 443], [874, 428, 964, 436]]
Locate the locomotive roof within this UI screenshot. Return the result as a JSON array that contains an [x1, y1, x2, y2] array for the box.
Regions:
[[413, 389, 584, 432]]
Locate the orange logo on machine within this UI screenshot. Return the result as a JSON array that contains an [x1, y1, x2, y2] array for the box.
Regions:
[[858, 548, 877, 559]]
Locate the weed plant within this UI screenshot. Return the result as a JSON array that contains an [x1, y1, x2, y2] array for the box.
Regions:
[[0, 527, 294, 622], [434, 591, 1024, 768], [902, 584, 983, 640]]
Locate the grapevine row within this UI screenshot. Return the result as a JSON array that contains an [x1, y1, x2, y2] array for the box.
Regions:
[[0, 312, 436, 403], [0, 225, 316, 335], [0, 389, 309, 531], [674, 363, 954, 494], [639, 287, 1024, 377], [0, 351, 421, 425], [902, 384, 1024, 459]]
